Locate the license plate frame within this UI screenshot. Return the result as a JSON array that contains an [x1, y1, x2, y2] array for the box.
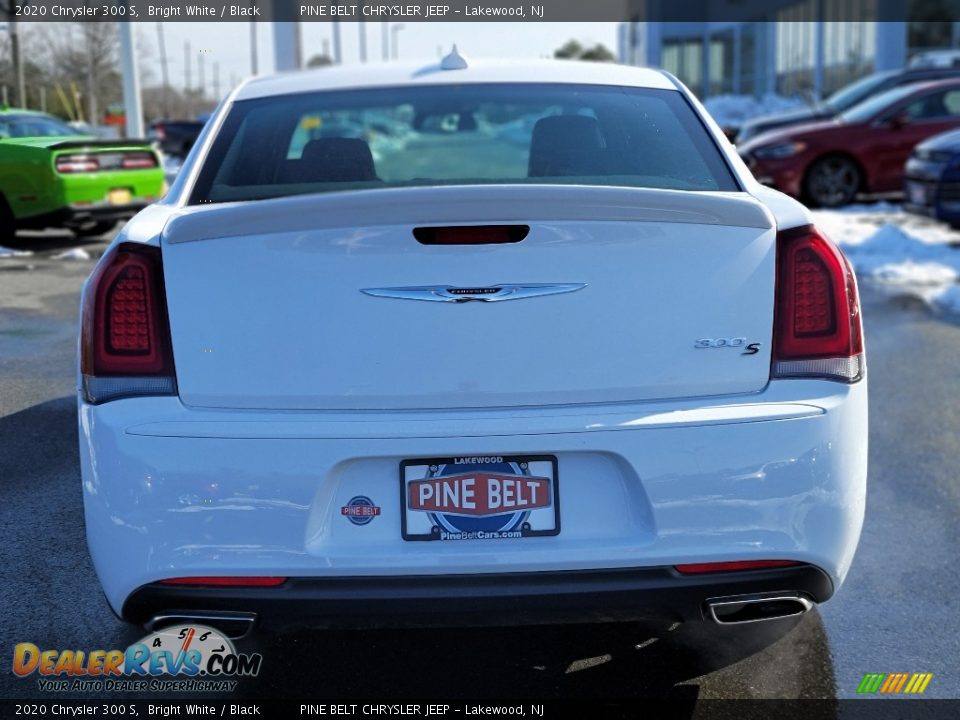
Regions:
[[400, 454, 560, 542]]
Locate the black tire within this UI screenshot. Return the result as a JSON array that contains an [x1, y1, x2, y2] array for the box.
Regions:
[[0, 195, 17, 242], [803, 156, 862, 208], [73, 221, 117, 238]]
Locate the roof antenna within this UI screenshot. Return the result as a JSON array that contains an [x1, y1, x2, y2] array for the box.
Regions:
[[440, 44, 468, 71]]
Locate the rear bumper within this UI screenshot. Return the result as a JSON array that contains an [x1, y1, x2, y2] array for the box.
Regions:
[[80, 379, 868, 624], [122, 565, 834, 630]]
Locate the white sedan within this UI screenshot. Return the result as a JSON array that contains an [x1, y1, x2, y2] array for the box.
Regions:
[[78, 51, 867, 636]]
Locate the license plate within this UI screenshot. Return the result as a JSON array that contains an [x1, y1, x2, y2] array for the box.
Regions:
[[401, 455, 560, 542], [908, 182, 927, 206], [107, 188, 132, 205]]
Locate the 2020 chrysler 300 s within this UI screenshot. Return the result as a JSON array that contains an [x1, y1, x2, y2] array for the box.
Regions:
[[78, 52, 867, 636]]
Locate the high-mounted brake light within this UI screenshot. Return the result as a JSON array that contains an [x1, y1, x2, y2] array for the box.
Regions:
[[772, 225, 864, 382], [56, 155, 99, 173], [81, 243, 177, 403]]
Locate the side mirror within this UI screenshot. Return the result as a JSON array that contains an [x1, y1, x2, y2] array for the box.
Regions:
[[888, 112, 911, 130]]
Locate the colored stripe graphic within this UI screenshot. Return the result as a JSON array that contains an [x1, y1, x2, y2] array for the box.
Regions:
[[858, 673, 932, 694]]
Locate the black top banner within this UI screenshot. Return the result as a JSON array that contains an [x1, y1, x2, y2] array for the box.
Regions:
[[1, 0, 958, 23]]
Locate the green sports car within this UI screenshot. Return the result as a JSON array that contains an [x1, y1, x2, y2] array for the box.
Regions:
[[0, 108, 165, 238]]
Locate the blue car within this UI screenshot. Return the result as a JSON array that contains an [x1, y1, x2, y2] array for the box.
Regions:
[[904, 127, 960, 227]]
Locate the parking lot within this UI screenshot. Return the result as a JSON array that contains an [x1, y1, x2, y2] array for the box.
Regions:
[[1, 220, 959, 702]]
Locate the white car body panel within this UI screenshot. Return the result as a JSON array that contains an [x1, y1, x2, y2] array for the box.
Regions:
[[159, 186, 777, 411], [82, 380, 866, 613], [78, 59, 867, 624]]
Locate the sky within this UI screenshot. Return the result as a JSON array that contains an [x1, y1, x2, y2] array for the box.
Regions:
[[136, 22, 619, 96]]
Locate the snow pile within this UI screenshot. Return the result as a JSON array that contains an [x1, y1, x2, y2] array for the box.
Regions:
[[812, 204, 960, 317], [703, 94, 807, 129], [0, 246, 33, 258], [53, 247, 91, 261]]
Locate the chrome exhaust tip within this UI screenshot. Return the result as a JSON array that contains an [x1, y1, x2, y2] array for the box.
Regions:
[[145, 611, 257, 639], [706, 593, 813, 625]]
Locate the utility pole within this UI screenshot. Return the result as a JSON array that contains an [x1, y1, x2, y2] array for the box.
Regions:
[[213, 62, 220, 100], [156, 22, 170, 117], [391, 24, 404, 60], [9, 15, 26, 107], [184, 40, 192, 116], [332, 21, 342, 64], [85, 23, 98, 125], [249, 20, 258, 75], [118, 22, 144, 138], [184, 40, 192, 91], [198, 51, 205, 101]]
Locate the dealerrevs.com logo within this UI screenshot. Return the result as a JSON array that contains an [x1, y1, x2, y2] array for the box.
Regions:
[[13, 625, 262, 692]]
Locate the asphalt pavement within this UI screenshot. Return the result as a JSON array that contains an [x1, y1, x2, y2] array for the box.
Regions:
[[1, 226, 959, 704]]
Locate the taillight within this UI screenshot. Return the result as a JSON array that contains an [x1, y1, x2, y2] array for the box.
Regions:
[[56, 154, 99, 173], [121, 152, 158, 170], [772, 225, 864, 383], [80, 243, 176, 403]]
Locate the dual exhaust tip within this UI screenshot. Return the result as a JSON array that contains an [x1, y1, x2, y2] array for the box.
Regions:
[[706, 593, 813, 625]]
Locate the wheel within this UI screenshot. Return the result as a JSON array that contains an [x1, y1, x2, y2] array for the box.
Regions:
[[0, 195, 17, 242], [73, 221, 117, 238], [803, 156, 861, 208]]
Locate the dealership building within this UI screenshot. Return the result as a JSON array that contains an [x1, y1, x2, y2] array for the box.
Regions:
[[618, 0, 960, 98]]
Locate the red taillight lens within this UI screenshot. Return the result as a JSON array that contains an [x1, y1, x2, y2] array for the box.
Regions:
[[122, 152, 158, 170], [159, 577, 287, 587], [772, 225, 864, 382], [56, 154, 99, 173], [81, 243, 176, 403], [675, 560, 800, 574]]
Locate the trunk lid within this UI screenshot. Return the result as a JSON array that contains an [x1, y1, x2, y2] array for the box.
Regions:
[[160, 185, 776, 410]]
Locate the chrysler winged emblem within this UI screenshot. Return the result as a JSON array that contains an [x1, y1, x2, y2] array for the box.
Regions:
[[361, 284, 586, 303]]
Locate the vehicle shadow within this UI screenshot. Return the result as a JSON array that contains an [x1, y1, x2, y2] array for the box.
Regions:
[[0, 398, 838, 709], [231, 612, 836, 708]]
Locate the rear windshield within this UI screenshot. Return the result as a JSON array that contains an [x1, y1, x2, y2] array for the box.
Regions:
[[189, 83, 738, 205]]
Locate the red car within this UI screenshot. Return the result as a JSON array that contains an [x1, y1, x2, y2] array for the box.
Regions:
[[738, 78, 960, 207]]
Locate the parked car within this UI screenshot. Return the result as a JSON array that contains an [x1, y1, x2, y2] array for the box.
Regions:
[[739, 78, 960, 207], [736, 67, 960, 144], [148, 119, 205, 158], [0, 108, 164, 238], [903, 126, 960, 226], [909, 50, 960, 69], [79, 55, 866, 636]]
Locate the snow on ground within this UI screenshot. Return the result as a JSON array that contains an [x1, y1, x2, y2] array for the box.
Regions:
[[812, 203, 960, 317], [52, 248, 91, 261], [0, 246, 33, 258], [703, 94, 807, 129]]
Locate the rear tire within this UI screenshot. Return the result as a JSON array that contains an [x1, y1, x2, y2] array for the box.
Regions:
[[73, 221, 117, 238], [803, 156, 862, 208], [0, 196, 17, 243]]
